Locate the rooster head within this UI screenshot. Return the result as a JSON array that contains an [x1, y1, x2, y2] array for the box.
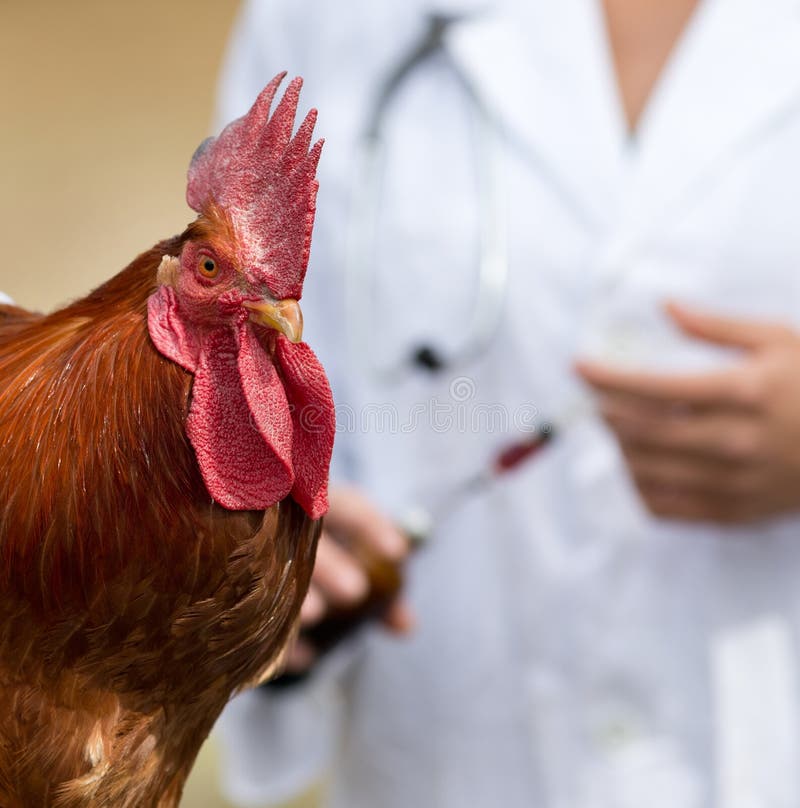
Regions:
[[147, 74, 334, 519]]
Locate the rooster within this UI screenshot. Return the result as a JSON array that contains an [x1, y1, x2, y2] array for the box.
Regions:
[[0, 74, 334, 807]]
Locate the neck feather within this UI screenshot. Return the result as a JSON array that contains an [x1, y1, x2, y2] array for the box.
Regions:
[[0, 236, 206, 606]]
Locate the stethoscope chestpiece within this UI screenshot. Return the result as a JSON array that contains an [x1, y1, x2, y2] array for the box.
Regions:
[[412, 344, 447, 372]]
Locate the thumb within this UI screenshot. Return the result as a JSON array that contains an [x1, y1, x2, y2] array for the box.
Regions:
[[665, 301, 779, 350]]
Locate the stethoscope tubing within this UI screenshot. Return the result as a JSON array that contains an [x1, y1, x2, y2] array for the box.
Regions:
[[345, 12, 509, 384]]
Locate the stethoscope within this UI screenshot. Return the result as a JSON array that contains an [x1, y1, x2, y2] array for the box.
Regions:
[[345, 12, 508, 384], [344, 11, 591, 521]]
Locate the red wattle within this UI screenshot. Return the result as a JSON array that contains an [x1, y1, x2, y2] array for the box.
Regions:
[[275, 336, 335, 519], [186, 327, 294, 510], [237, 323, 294, 473]]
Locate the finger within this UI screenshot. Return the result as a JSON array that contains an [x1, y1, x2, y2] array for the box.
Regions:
[[381, 597, 416, 635], [299, 583, 326, 626], [620, 442, 756, 496], [327, 485, 409, 560], [599, 395, 762, 462], [638, 484, 755, 525], [666, 301, 788, 350], [576, 360, 758, 410], [282, 638, 317, 674], [313, 532, 369, 606]]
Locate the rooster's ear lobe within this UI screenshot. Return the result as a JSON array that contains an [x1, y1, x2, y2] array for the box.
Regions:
[[147, 284, 200, 374], [156, 255, 181, 287]]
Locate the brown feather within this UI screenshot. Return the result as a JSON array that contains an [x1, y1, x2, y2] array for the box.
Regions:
[[0, 237, 320, 806]]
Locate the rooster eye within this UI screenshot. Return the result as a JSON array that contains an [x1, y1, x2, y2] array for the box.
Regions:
[[197, 256, 220, 279]]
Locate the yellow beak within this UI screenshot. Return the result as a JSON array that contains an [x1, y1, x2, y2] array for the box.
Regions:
[[244, 298, 303, 343]]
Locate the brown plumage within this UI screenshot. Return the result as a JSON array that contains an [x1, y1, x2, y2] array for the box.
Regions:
[[0, 239, 320, 806], [0, 76, 333, 806]]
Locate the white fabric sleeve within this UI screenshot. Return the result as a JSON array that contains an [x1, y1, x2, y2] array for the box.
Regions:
[[214, 637, 363, 805], [216, 674, 346, 807], [0, 292, 14, 305]]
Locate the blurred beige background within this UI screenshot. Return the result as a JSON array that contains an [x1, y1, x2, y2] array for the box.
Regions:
[[0, 0, 238, 312], [0, 2, 316, 806]]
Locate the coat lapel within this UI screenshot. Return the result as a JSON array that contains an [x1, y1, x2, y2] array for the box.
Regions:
[[617, 0, 800, 238], [445, 0, 800, 249], [444, 2, 628, 231]]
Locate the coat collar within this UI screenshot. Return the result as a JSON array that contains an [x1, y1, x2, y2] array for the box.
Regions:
[[444, 0, 800, 236], [621, 0, 800, 236]]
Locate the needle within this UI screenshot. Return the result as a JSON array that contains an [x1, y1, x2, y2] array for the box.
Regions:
[[398, 396, 592, 544], [397, 424, 555, 545]]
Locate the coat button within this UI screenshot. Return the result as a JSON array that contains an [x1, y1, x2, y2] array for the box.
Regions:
[[589, 695, 644, 751]]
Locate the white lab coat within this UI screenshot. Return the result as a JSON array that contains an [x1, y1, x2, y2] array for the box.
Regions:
[[214, 2, 800, 806]]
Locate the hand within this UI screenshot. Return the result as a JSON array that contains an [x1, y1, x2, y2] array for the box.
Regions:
[[283, 485, 414, 673], [576, 302, 800, 524]]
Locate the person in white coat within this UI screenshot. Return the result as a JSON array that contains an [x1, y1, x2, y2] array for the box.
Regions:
[[213, 1, 800, 806]]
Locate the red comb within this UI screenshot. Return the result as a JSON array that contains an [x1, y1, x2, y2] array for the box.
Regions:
[[186, 73, 323, 300]]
